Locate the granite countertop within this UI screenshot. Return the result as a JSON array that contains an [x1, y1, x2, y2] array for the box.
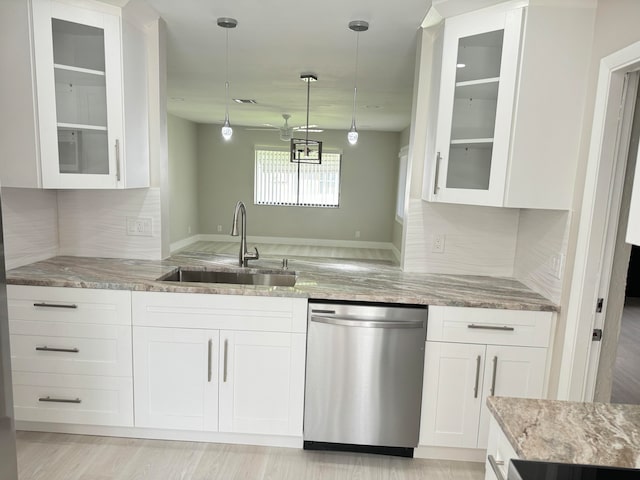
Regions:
[[6, 249, 559, 311], [487, 396, 640, 468]]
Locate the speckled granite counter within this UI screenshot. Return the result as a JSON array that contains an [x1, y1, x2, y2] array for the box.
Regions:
[[6, 251, 559, 311], [487, 396, 640, 468]]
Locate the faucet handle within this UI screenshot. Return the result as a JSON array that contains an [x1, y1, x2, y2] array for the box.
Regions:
[[245, 247, 259, 261]]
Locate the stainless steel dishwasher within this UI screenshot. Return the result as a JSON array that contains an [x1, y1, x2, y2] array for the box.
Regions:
[[303, 301, 427, 457]]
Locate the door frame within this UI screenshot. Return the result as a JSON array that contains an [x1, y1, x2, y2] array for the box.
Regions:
[[557, 41, 640, 401]]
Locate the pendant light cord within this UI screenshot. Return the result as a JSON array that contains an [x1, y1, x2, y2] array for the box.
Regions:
[[225, 28, 230, 120], [305, 78, 311, 145], [352, 32, 360, 125]]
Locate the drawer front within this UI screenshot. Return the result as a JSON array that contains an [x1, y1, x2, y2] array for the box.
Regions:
[[10, 321, 132, 377], [8, 285, 131, 326], [12, 372, 133, 427], [132, 291, 307, 333], [427, 306, 553, 347]]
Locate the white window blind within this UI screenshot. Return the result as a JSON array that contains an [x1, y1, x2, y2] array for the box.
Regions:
[[254, 148, 341, 207]]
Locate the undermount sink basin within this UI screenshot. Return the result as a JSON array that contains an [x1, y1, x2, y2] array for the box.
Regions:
[[159, 268, 296, 287]]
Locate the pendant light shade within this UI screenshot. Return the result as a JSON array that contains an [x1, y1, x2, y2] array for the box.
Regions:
[[218, 17, 237, 141], [347, 20, 368, 146]]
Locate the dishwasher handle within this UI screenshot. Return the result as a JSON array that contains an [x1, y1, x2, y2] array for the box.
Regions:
[[310, 315, 425, 329]]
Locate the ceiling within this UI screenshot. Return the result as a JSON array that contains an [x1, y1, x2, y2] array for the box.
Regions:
[[114, 0, 431, 132]]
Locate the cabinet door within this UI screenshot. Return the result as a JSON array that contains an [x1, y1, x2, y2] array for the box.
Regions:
[[430, 7, 523, 206], [219, 331, 305, 436], [133, 327, 218, 431], [477, 345, 546, 449], [419, 341, 486, 448], [32, 0, 123, 189]]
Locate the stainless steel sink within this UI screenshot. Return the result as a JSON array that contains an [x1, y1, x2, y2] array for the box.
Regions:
[[159, 268, 296, 287]]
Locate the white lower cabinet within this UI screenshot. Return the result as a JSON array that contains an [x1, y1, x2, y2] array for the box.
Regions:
[[7, 285, 134, 427], [131, 291, 307, 437], [485, 416, 518, 480], [218, 330, 305, 436], [133, 327, 218, 431], [420, 306, 552, 450]]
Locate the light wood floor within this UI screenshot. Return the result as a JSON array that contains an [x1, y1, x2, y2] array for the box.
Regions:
[[16, 432, 485, 480], [611, 297, 640, 404]]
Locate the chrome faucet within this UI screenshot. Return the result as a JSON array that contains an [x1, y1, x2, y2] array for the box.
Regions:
[[230, 201, 259, 267]]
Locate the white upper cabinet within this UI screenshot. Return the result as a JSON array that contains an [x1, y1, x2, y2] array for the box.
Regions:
[[430, 7, 523, 206], [628, 145, 640, 246], [0, 0, 149, 189], [423, 1, 595, 209]]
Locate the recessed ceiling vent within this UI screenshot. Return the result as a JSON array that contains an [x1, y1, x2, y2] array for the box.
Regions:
[[233, 99, 258, 104]]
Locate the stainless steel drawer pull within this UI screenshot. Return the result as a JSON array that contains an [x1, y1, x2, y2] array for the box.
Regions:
[[35, 346, 79, 354], [33, 302, 78, 309], [487, 455, 506, 480], [467, 324, 515, 332], [311, 315, 425, 329], [38, 396, 82, 404], [474, 355, 481, 398], [207, 339, 213, 383], [491, 356, 498, 396], [223, 339, 228, 383]]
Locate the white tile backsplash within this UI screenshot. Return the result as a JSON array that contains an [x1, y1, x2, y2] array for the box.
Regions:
[[402, 199, 519, 276], [514, 209, 571, 304], [57, 188, 162, 260], [1, 187, 59, 269]]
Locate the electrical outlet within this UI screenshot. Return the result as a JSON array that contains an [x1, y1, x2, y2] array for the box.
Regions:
[[217, 224, 223, 233], [126, 217, 153, 237], [551, 253, 565, 279], [355, 230, 361, 239], [432, 234, 445, 253]]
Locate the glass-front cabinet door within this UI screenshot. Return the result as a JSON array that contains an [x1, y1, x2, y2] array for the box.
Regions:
[[430, 7, 523, 206], [32, 0, 123, 188]]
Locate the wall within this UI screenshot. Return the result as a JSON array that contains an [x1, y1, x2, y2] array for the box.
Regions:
[[555, 0, 640, 400], [514, 210, 571, 305], [57, 189, 162, 259], [196, 125, 401, 242], [168, 114, 199, 245], [403, 199, 519, 276], [1, 188, 59, 269]]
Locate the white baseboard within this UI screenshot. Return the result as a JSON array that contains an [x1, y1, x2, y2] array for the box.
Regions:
[[414, 445, 486, 463], [16, 421, 303, 449], [198, 233, 394, 250], [169, 234, 202, 253]]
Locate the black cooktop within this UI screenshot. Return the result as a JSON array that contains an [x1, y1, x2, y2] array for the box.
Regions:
[[509, 459, 640, 479]]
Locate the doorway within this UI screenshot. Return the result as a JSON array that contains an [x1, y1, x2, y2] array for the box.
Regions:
[[610, 246, 640, 403]]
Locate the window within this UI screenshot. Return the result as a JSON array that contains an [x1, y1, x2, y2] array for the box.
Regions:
[[254, 148, 341, 207]]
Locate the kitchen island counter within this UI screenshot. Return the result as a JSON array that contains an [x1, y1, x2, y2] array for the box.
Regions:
[[487, 396, 640, 468]]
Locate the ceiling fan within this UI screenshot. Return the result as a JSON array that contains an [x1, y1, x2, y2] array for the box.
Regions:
[[246, 114, 322, 142]]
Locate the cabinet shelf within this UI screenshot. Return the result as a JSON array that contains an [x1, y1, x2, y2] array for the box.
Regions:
[[451, 138, 494, 147], [455, 78, 499, 100], [58, 122, 107, 131], [55, 64, 106, 88]]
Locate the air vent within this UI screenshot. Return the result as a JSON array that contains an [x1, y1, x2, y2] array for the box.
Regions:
[[233, 99, 257, 104]]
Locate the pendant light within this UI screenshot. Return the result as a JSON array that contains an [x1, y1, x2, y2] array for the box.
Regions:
[[291, 73, 323, 164], [347, 20, 369, 145], [217, 17, 237, 141]]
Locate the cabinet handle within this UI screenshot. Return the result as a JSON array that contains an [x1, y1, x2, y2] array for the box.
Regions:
[[35, 346, 79, 354], [433, 151, 442, 195], [467, 324, 515, 332], [223, 339, 228, 383], [487, 455, 506, 480], [115, 139, 121, 182], [474, 355, 481, 398], [491, 355, 498, 396], [207, 339, 213, 383], [33, 302, 77, 309], [38, 396, 81, 404]]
